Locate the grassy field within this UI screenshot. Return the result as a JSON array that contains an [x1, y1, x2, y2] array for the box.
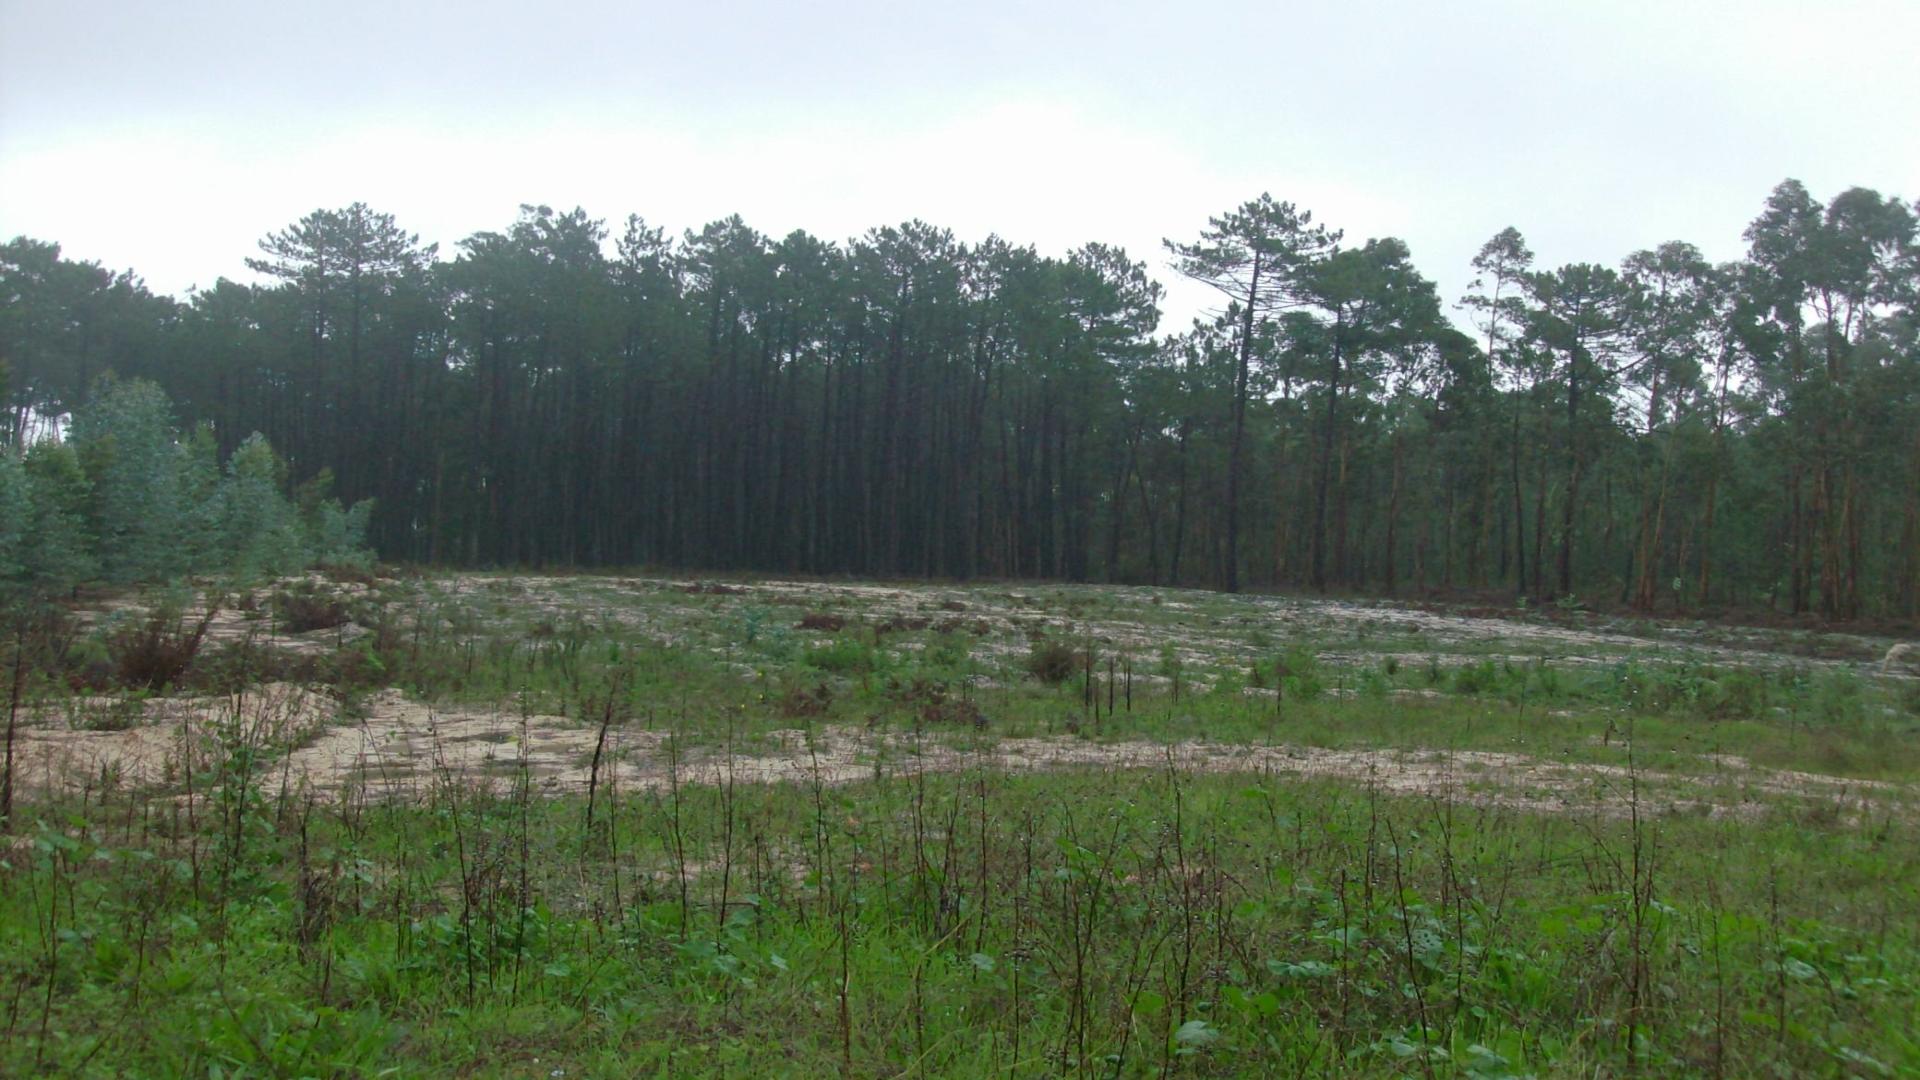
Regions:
[[3, 572, 1917, 1077]]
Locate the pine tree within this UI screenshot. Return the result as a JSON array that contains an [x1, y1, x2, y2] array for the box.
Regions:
[[0, 452, 27, 587], [220, 433, 310, 579], [70, 379, 188, 583], [20, 441, 96, 593]]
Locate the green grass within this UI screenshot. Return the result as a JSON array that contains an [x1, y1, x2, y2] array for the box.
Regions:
[[2, 572, 1917, 1076], [4, 765, 1916, 1077]]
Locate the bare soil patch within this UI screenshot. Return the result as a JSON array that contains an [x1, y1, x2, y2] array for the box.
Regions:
[[24, 687, 1894, 822], [11, 682, 337, 795]]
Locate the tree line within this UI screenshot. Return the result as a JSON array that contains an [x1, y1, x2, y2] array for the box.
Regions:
[[2, 180, 1916, 616]]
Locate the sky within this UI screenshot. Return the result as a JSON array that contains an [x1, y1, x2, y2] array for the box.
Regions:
[[2, 0, 1915, 332]]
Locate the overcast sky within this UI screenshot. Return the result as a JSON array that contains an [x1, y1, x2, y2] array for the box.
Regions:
[[2, 0, 1914, 331]]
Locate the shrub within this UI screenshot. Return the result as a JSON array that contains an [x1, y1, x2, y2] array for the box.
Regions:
[[1808, 669, 1865, 726], [922, 695, 987, 729], [777, 682, 834, 718], [109, 604, 215, 691], [1706, 669, 1771, 721], [925, 632, 973, 669], [1274, 646, 1324, 700], [1451, 659, 1503, 695], [804, 638, 880, 675], [886, 676, 986, 728], [275, 584, 351, 633], [1025, 639, 1083, 685]]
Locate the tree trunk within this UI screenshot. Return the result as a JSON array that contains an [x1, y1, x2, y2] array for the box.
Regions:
[[1385, 432, 1403, 595], [1311, 327, 1344, 591], [1223, 254, 1263, 593], [1510, 407, 1527, 597]]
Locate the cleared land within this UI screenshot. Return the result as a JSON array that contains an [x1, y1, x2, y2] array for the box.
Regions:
[[3, 573, 1917, 1076]]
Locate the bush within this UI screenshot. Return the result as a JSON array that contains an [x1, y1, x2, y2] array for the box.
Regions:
[[1025, 639, 1083, 685], [109, 605, 215, 691], [925, 632, 974, 669], [1451, 659, 1503, 695], [1277, 647, 1324, 700], [275, 584, 351, 633], [804, 638, 880, 675], [1808, 669, 1865, 726], [886, 676, 986, 728], [777, 682, 834, 718], [921, 694, 987, 729], [1705, 669, 1771, 721], [186, 640, 312, 695]]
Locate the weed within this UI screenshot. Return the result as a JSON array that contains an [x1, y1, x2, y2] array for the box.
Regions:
[[6, 573, 1919, 1076]]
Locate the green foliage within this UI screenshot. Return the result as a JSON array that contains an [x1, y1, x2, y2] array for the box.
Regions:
[[3, 382, 374, 593], [4, 574, 1919, 1075], [20, 440, 97, 590], [1451, 658, 1508, 695], [220, 432, 311, 579], [312, 498, 375, 568], [0, 450, 26, 586], [103, 597, 214, 691], [70, 377, 188, 583], [4, 182, 1920, 615], [4, 440, 100, 601], [803, 636, 884, 676], [297, 467, 376, 570], [5, 760, 1916, 1076]]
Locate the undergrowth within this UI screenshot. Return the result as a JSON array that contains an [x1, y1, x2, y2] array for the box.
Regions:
[[3, 575, 1917, 1076]]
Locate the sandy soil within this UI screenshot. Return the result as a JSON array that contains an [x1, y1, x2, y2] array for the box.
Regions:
[[630, 576, 1908, 675], [20, 686, 1899, 822], [10, 682, 337, 796], [74, 574, 1916, 681], [19, 575, 1911, 822]]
